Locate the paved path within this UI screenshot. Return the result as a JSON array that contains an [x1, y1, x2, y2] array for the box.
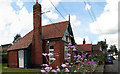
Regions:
[[105, 59, 119, 73]]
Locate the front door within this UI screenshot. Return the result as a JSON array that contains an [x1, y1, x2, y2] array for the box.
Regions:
[[18, 50, 24, 68]]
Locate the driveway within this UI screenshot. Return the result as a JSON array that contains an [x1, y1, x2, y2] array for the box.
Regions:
[[105, 58, 119, 73]]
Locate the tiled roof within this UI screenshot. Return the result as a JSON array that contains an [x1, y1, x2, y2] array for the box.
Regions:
[[92, 44, 100, 51], [8, 21, 69, 51], [77, 44, 92, 52]]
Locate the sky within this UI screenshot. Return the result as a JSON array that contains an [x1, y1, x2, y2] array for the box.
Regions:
[[0, 0, 119, 50]]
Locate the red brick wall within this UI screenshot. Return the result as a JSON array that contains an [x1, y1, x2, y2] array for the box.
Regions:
[[8, 51, 18, 68], [44, 40, 65, 68]]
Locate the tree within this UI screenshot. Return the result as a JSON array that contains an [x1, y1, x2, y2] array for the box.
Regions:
[[97, 41, 108, 52], [13, 34, 21, 43], [109, 45, 118, 54]]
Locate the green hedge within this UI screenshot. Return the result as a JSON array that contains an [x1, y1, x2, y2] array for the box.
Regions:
[[2, 53, 8, 63]]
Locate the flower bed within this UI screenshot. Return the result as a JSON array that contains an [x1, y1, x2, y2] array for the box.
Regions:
[[41, 43, 97, 73]]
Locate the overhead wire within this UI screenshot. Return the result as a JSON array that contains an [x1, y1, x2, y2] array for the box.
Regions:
[[84, 0, 116, 46], [43, 14, 63, 35], [48, 0, 67, 21]]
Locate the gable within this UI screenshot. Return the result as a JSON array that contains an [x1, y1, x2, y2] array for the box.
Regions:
[[62, 23, 75, 44], [8, 21, 69, 51]]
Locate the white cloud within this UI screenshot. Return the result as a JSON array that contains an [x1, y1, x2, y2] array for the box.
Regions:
[[16, 0, 23, 8], [0, 0, 33, 45], [42, 19, 50, 25], [75, 36, 89, 44], [98, 33, 118, 49], [89, 0, 119, 50], [41, 0, 61, 20], [85, 3, 91, 10], [89, 0, 118, 34], [65, 15, 81, 27]]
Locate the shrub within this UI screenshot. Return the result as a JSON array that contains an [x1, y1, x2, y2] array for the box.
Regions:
[[41, 43, 97, 73]]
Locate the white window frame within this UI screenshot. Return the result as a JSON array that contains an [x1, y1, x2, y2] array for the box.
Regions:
[[64, 46, 69, 60], [49, 46, 54, 60]]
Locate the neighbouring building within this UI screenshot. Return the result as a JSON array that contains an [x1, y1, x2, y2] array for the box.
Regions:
[[76, 38, 102, 56], [7, 1, 75, 68], [0, 44, 12, 52]]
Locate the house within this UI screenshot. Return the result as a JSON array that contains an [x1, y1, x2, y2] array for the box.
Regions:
[[76, 38, 102, 56], [0, 44, 12, 52], [7, 1, 75, 68]]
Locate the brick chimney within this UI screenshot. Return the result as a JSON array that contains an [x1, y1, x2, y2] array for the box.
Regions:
[[32, 0, 43, 67], [83, 38, 86, 44]]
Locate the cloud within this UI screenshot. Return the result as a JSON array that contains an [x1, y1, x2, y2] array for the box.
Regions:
[[89, 0, 118, 34], [0, 0, 33, 45], [74, 36, 89, 44], [0, 0, 63, 45], [16, 0, 23, 8], [41, 0, 61, 20], [98, 33, 118, 49], [85, 3, 91, 10], [42, 19, 50, 25], [65, 15, 81, 27]]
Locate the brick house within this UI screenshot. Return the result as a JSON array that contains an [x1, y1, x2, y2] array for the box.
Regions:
[[76, 38, 102, 56], [7, 1, 75, 68], [0, 44, 12, 51]]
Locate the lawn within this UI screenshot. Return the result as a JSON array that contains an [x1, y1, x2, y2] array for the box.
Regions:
[[2, 63, 41, 73]]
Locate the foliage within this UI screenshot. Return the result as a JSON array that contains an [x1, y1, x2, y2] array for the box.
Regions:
[[2, 51, 8, 63], [97, 41, 108, 52], [108, 45, 118, 54], [41, 43, 97, 73], [93, 54, 105, 65], [13, 34, 21, 43]]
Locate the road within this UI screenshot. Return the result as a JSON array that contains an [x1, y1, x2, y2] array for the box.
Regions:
[[105, 58, 119, 73]]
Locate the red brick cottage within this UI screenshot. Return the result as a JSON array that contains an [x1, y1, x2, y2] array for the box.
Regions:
[[76, 38, 102, 56], [7, 1, 75, 68]]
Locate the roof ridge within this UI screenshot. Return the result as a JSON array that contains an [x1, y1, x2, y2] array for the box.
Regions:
[[42, 21, 69, 27], [77, 44, 92, 45]]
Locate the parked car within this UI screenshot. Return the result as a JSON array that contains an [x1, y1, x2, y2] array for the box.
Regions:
[[106, 56, 113, 64]]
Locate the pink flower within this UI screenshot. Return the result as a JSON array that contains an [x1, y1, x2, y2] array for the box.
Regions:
[[65, 63, 69, 65], [65, 46, 68, 49], [67, 53, 71, 56], [61, 64, 66, 67], [45, 67, 52, 72], [84, 59, 87, 61], [41, 70, 46, 73], [68, 57, 71, 59], [74, 55, 77, 58], [48, 53, 53, 56], [71, 46, 75, 48], [65, 68, 69, 72], [57, 68, 60, 72], [69, 65, 71, 67], [67, 48, 70, 51], [68, 43, 72, 45], [51, 69, 57, 72], [42, 53, 47, 56], [73, 48, 76, 51], [74, 70, 77, 72], [49, 67, 52, 70], [42, 64, 48, 67], [56, 66, 59, 68], [51, 58, 56, 60]]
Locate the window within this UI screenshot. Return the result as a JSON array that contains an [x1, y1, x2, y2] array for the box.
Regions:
[[49, 46, 54, 60], [66, 36, 68, 42], [64, 46, 68, 60]]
